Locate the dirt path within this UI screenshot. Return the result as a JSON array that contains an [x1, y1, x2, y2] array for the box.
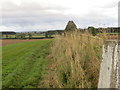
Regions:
[[0, 39, 49, 46]]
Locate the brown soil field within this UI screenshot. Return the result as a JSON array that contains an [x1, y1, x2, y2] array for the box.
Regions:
[[106, 35, 120, 39], [0, 39, 49, 46]]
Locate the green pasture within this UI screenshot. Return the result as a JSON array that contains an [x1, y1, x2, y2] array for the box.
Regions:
[[2, 39, 53, 88]]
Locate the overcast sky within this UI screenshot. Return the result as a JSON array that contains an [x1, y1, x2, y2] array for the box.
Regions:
[[0, 0, 119, 32]]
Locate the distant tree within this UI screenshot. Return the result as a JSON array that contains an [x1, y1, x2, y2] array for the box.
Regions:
[[28, 33, 32, 39], [15, 34, 20, 39], [15, 34, 18, 39], [6, 34, 8, 38], [49, 34, 51, 38], [88, 27, 97, 36], [21, 34, 26, 39], [15, 35, 17, 39], [45, 32, 48, 38]]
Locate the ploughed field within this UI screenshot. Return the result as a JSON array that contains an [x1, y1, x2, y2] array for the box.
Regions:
[[106, 35, 120, 39], [2, 39, 53, 88], [1, 39, 49, 46]]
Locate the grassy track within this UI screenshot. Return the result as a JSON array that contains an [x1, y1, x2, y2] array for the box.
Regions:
[[2, 39, 53, 88]]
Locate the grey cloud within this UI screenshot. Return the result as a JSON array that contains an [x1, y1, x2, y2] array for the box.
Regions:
[[0, 0, 118, 32], [1, 11, 117, 31], [1, 1, 69, 19], [1, 1, 68, 12], [96, 1, 118, 8], [2, 12, 70, 25]]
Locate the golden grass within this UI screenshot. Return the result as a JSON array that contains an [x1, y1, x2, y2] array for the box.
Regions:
[[39, 31, 104, 88]]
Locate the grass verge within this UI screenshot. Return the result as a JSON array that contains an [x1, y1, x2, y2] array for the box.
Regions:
[[2, 39, 53, 88]]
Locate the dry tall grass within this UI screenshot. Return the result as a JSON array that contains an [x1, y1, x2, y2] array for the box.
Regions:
[[39, 31, 103, 88]]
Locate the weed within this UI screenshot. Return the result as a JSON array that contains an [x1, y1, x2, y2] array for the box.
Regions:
[[41, 31, 103, 88]]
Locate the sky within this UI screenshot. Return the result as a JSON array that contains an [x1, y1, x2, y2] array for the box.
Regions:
[[0, 0, 119, 32]]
